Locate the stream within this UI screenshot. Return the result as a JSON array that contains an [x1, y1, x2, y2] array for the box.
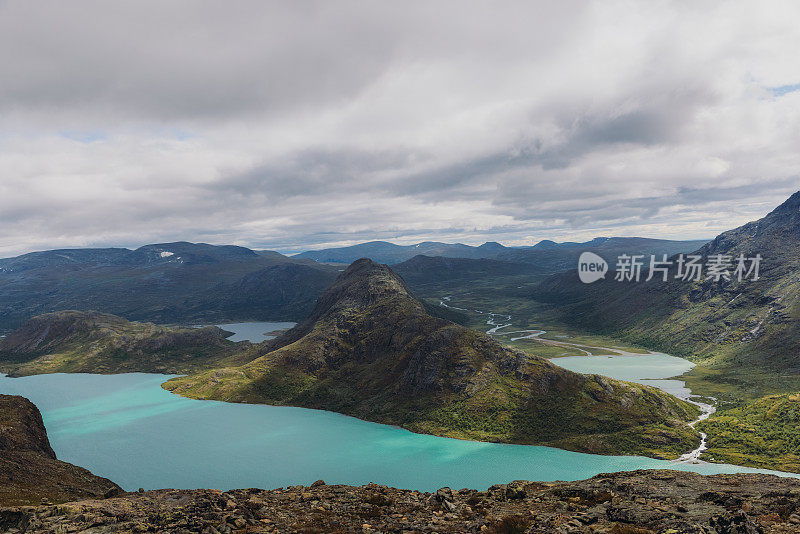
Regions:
[[439, 295, 715, 464]]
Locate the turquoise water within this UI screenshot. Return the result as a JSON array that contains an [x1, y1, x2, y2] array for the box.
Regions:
[[553, 352, 696, 399], [214, 322, 297, 343], [0, 372, 793, 492]]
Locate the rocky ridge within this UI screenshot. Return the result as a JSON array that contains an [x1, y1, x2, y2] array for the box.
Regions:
[[3, 470, 800, 533]]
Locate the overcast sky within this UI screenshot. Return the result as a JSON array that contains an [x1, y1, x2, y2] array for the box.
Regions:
[[1, 1, 799, 257]]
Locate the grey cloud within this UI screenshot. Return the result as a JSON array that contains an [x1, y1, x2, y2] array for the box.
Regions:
[[1, 1, 799, 257], [0, 1, 583, 125], [220, 148, 420, 200], [0, 1, 400, 123], [493, 179, 800, 230]]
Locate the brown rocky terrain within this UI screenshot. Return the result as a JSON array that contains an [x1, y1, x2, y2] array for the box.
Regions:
[[3, 470, 800, 533], [0, 395, 121, 507]]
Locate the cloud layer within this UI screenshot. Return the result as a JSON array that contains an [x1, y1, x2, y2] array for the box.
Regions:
[[1, 0, 799, 256]]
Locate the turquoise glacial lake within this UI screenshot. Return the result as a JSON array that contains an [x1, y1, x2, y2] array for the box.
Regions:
[[214, 321, 297, 343], [554, 352, 696, 400], [0, 367, 793, 492]]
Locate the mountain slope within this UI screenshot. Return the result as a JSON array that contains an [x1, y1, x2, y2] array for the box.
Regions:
[[0, 311, 246, 376], [696, 393, 800, 472], [496, 237, 709, 272], [0, 242, 338, 332], [534, 191, 800, 370], [393, 254, 544, 287], [166, 259, 699, 458], [0, 395, 121, 506]]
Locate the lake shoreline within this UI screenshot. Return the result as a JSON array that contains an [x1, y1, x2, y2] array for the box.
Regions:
[[1, 370, 795, 494]]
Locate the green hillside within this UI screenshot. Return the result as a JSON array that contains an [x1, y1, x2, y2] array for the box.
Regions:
[[0, 310, 247, 376], [166, 259, 699, 459]]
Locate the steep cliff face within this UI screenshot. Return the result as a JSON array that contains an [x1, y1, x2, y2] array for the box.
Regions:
[[0, 395, 121, 506], [0, 310, 238, 376], [167, 259, 699, 458], [0, 396, 55, 459]]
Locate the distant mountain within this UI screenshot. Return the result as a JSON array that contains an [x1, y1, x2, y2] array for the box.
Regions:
[[167, 258, 698, 458], [0, 310, 245, 376], [533, 191, 800, 370], [494, 237, 710, 272], [0, 394, 121, 505], [121, 242, 259, 265], [0, 241, 259, 273], [393, 254, 544, 286], [294, 238, 708, 271], [0, 242, 339, 332], [293, 240, 512, 264]]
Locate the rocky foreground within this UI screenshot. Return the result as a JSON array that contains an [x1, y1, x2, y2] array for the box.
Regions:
[[3, 470, 800, 533]]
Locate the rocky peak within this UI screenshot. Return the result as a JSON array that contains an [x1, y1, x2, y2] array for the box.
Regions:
[[268, 258, 419, 350], [311, 258, 414, 314], [760, 190, 800, 232], [768, 190, 800, 214], [698, 189, 800, 257]]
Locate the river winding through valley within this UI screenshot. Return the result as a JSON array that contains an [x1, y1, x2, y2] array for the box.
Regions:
[[439, 295, 715, 465]]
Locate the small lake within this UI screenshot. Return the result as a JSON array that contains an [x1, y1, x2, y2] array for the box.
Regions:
[[214, 322, 297, 343], [553, 352, 696, 400], [0, 370, 793, 493]]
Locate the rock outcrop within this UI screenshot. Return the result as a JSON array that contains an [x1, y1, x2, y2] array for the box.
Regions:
[[3, 470, 800, 533], [0, 395, 121, 506]]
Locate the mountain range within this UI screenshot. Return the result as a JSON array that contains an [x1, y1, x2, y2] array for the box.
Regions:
[[0, 237, 707, 334], [526, 191, 800, 471], [5, 192, 800, 473], [294, 237, 708, 268], [0, 241, 338, 332]]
